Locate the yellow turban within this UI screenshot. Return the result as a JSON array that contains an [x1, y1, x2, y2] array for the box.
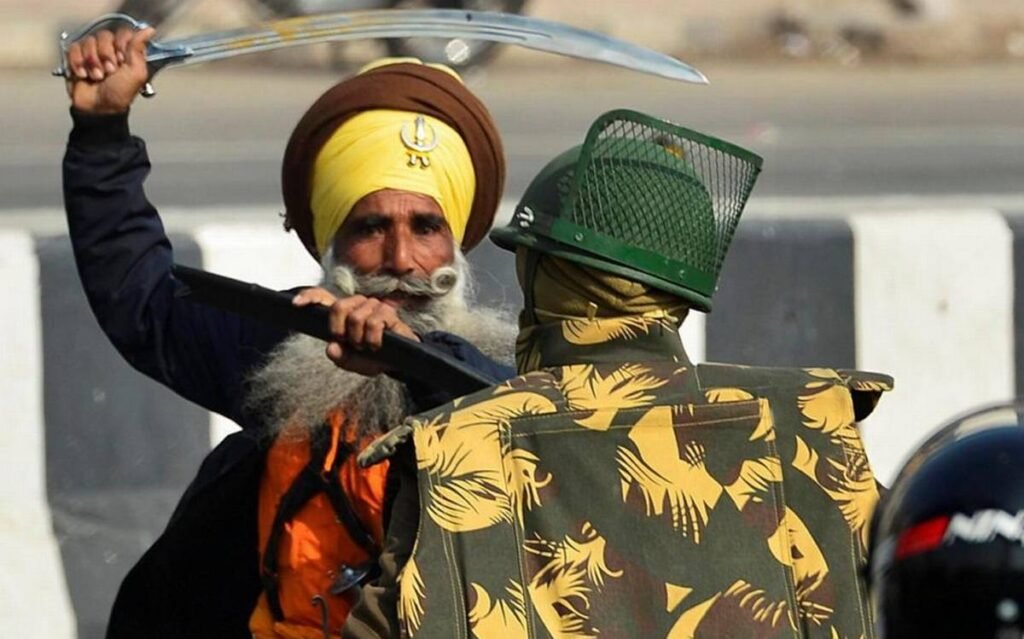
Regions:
[[310, 108, 476, 257]]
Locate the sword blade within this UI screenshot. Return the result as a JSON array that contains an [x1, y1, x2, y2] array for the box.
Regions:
[[153, 9, 708, 84]]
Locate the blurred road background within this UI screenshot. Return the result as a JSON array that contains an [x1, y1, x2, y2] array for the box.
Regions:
[[5, 61, 1024, 215], [3, 0, 1024, 217]]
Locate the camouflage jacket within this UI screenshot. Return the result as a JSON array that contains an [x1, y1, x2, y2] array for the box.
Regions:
[[347, 316, 893, 639]]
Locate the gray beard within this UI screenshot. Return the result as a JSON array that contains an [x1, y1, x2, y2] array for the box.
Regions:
[[243, 250, 517, 440]]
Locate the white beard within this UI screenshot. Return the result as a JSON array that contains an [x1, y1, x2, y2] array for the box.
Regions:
[[243, 249, 517, 440]]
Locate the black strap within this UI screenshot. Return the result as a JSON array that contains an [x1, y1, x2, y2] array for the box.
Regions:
[[521, 248, 541, 327], [323, 439, 378, 556], [260, 423, 377, 621]]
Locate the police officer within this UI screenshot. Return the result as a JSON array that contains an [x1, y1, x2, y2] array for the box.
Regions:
[[346, 109, 895, 639]]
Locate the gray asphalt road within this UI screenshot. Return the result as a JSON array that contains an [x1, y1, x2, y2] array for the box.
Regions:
[[4, 60, 1024, 210]]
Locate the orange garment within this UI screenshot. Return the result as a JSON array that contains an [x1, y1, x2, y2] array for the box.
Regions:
[[250, 410, 390, 639]]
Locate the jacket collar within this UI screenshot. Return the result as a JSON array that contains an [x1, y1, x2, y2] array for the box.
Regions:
[[517, 315, 691, 373]]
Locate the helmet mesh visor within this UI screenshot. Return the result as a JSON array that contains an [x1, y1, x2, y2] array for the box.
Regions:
[[570, 112, 762, 278]]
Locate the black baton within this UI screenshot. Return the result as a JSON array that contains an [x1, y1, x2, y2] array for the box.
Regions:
[[171, 264, 495, 397]]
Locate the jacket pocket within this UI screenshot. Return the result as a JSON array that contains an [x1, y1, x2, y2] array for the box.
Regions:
[[505, 398, 802, 638]]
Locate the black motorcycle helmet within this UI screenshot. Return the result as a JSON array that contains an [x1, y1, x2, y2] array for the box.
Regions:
[[868, 402, 1024, 638]]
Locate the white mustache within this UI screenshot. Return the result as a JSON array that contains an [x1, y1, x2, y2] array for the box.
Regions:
[[331, 265, 460, 299], [319, 246, 463, 300], [318, 248, 473, 336]]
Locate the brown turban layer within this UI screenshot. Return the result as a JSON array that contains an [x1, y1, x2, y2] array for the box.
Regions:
[[281, 61, 506, 261]]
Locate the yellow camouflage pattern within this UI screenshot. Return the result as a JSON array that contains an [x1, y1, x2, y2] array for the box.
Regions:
[[387, 316, 892, 639]]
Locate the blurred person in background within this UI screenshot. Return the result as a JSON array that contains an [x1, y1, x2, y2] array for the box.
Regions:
[[61, 26, 516, 639], [347, 109, 895, 638]]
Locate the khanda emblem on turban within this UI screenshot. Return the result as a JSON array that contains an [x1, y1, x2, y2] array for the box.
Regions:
[[401, 114, 440, 168]]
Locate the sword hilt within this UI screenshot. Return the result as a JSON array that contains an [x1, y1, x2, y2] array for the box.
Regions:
[[52, 13, 192, 99]]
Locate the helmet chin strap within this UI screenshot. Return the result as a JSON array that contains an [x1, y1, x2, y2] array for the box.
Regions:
[[520, 248, 540, 328]]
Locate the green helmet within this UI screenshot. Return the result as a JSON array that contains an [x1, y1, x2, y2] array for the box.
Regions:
[[490, 109, 763, 312]]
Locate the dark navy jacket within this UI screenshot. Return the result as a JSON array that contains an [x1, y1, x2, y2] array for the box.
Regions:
[[62, 109, 514, 639]]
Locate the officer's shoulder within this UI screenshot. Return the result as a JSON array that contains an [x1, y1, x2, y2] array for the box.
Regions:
[[697, 361, 891, 390], [359, 371, 560, 467], [697, 362, 893, 419], [410, 370, 561, 425]]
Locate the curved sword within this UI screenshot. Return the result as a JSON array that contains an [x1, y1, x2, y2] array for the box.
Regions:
[[53, 9, 708, 92]]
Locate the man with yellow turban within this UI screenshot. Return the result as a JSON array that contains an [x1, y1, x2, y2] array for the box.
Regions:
[[61, 26, 515, 639]]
